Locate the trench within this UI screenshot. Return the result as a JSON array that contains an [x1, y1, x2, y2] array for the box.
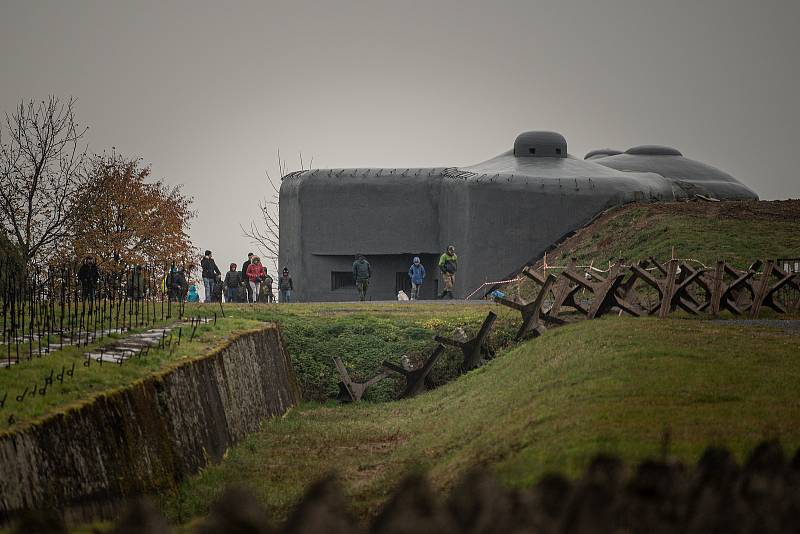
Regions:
[[0, 323, 301, 524]]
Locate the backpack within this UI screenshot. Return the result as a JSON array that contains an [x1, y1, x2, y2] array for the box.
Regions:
[[445, 260, 457, 274]]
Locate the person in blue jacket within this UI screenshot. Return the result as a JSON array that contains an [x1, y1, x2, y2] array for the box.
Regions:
[[407, 256, 426, 300], [187, 283, 200, 303]]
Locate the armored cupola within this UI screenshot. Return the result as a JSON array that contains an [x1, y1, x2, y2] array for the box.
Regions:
[[625, 145, 682, 156], [584, 148, 623, 160], [513, 131, 567, 158]]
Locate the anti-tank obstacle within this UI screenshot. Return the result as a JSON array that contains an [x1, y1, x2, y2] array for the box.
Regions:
[[560, 261, 640, 319], [494, 267, 572, 340], [493, 273, 556, 340], [502, 255, 800, 325], [435, 311, 497, 371], [334, 357, 391, 402], [333, 313, 498, 402], [382, 344, 446, 398]]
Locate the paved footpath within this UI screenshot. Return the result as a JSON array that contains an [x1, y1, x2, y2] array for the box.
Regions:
[[83, 326, 177, 363]]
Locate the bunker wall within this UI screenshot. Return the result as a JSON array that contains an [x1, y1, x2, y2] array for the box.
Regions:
[[438, 175, 654, 294], [280, 170, 443, 301]]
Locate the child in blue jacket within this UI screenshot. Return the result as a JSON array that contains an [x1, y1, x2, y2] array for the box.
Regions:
[[407, 257, 426, 300]]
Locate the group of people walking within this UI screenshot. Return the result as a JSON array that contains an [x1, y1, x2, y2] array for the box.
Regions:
[[75, 244, 459, 304], [201, 250, 294, 304], [77, 256, 192, 302], [351, 245, 459, 301]]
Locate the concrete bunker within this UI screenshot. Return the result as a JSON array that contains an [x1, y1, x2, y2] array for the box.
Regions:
[[279, 131, 758, 302]]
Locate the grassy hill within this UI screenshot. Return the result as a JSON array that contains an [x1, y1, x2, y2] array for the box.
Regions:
[[163, 315, 800, 525], [528, 199, 800, 269], [497, 199, 800, 301]]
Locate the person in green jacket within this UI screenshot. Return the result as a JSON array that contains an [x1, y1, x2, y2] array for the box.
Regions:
[[438, 245, 458, 299], [352, 254, 372, 301]]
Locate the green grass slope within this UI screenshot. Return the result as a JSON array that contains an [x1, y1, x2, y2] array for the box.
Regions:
[[226, 302, 517, 402], [164, 316, 800, 524], [533, 200, 800, 269]]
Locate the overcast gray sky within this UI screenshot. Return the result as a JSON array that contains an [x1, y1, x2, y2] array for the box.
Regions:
[[2, 0, 798, 271]]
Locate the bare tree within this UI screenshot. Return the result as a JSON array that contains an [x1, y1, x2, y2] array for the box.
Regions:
[[0, 96, 88, 265], [242, 149, 312, 272]]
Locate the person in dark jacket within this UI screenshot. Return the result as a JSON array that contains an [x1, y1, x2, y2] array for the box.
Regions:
[[173, 267, 189, 302], [127, 265, 146, 300], [201, 250, 221, 303], [224, 263, 242, 303], [262, 272, 275, 303], [211, 274, 224, 302], [352, 254, 372, 301], [166, 264, 187, 302], [77, 256, 99, 301], [241, 252, 254, 302], [407, 256, 426, 300], [278, 267, 293, 303]]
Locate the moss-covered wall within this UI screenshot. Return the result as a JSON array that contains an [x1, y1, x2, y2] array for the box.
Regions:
[[0, 324, 301, 522]]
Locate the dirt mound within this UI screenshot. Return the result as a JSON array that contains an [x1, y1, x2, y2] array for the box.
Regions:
[[626, 198, 800, 221]]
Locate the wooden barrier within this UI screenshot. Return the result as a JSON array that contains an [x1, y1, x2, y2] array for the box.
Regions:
[[495, 257, 800, 332]]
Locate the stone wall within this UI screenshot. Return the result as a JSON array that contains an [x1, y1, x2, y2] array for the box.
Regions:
[[0, 323, 301, 522]]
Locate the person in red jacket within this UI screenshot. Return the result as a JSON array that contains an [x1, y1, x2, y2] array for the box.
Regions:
[[245, 256, 266, 303]]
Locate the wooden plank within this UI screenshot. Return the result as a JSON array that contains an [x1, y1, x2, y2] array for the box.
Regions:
[[709, 261, 725, 316], [750, 260, 774, 318], [522, 266, 548, 285], [657, 260, 679, 319], [587, 264, 625, 319], [550, 279, 583, 317], [494, 296, 525, 313], [760, 264, 797, 314]]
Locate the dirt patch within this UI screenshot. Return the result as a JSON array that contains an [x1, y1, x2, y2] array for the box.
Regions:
[[646, 198, 800, 221], [712, 319, 800, 335]]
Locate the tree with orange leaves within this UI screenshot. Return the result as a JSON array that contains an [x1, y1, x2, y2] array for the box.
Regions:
[[67, 153, 196, 272]]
